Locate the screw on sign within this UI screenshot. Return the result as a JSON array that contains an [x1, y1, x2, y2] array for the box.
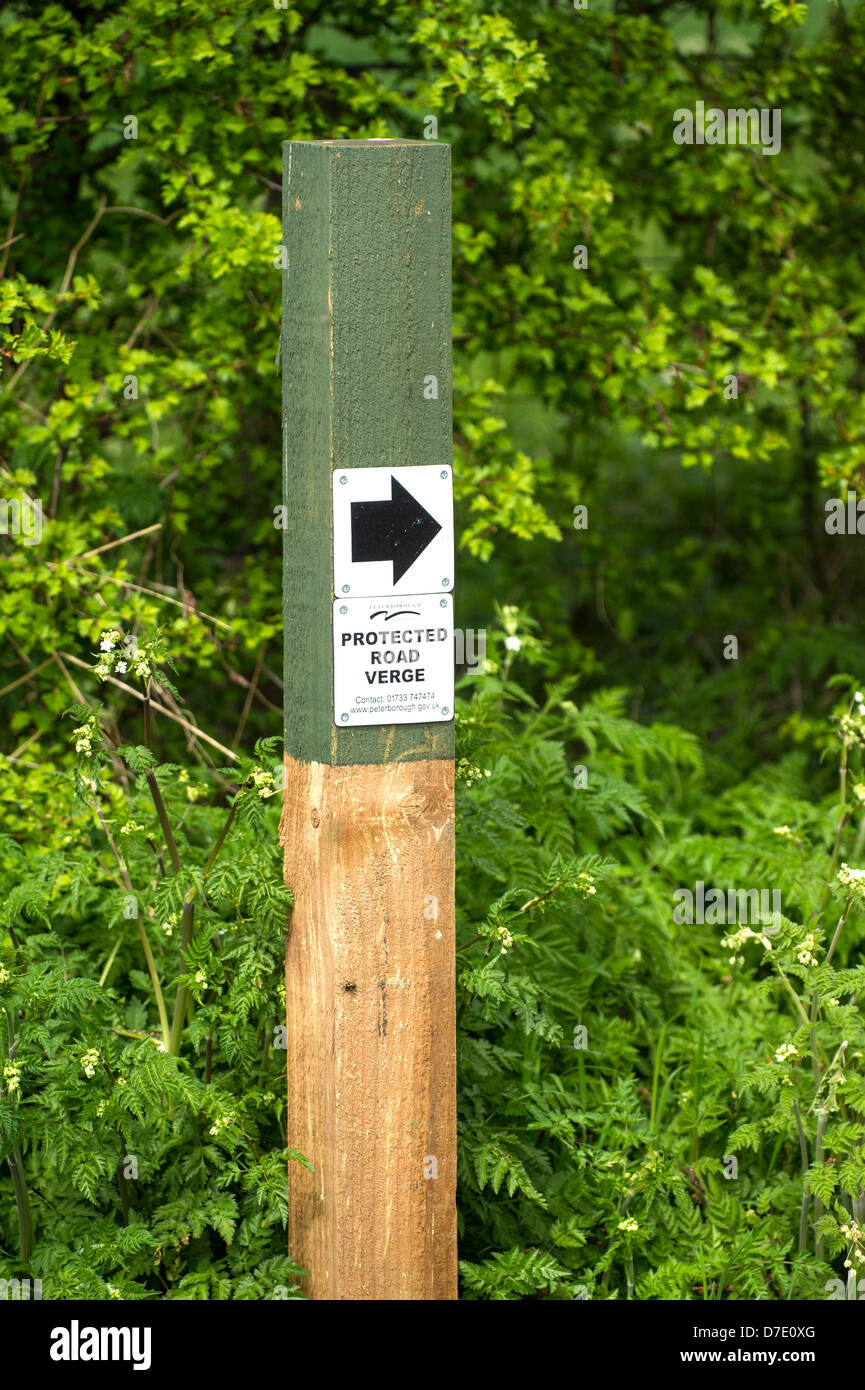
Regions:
[[280, 139, 456, 1300]]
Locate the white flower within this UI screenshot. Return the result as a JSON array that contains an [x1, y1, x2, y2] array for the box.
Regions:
[[618, 1216, 639, 1233], [194, 970, 208, 987], [838, 863, 865, 908], [504, 635, 522, 652], [115, 661, 128, 674], [252, 768, 276, 799], [72, 720, 98, 756], [80, 1047, 101, 1078], [721, 926, 774, 955], [73, 723, 93, 753], [456, 759, 488, 787], [839, 712, 865, 748], [774, 1042, 798, 1064], [3, 1062, 21, 1095], [99, 631, 118, 652], [0, 965, 9, 986]]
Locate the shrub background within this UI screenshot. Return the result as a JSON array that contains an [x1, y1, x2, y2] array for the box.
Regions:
[[2, 0, 865, 1299]]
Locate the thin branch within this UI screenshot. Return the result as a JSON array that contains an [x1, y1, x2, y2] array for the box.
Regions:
[[56, 652, 238, 760], [67, 570, 232, 631], [231, 645, 265, 749], [0, 657, 54, 699], [62, 523, 163, 565]]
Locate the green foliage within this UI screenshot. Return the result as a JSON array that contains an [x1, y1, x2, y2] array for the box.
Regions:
[[0, 651, 303, 1298], [3, 0, 865, 1302], [454, 628, 865, 1299]]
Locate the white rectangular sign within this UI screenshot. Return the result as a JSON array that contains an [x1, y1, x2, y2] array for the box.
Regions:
[[333, 465, 453, 599], [333, 594, 454, 727]]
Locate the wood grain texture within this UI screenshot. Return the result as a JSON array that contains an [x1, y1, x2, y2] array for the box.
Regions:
[[281, 752, 457, 1299]]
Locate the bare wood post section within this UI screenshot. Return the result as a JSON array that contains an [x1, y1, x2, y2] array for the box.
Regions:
[[280, 139, 457, 1300]]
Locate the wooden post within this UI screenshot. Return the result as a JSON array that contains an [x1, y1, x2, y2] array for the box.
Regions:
[[280, 139, 457, 1300]]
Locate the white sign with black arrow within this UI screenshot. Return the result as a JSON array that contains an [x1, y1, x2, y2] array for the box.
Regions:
[[332, 465, 453, 599]]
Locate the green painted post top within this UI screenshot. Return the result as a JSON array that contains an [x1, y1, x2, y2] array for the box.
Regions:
[[281, 138, 454, 768], [295, 138, 433, 145]]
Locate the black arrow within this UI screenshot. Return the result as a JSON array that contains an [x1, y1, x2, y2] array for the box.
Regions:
[[350, 476, 442, 585]]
